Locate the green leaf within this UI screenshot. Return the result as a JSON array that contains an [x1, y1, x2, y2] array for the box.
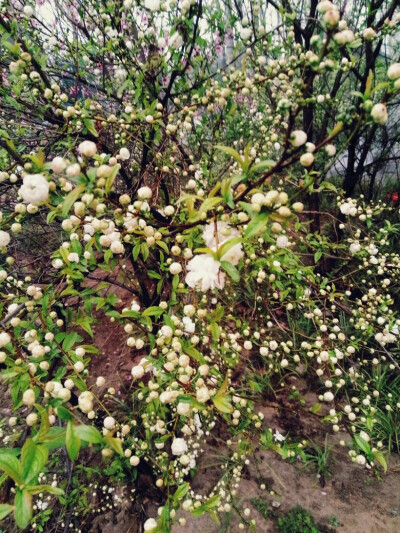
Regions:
[[184, 346, 206, 364], [76, 315, 94, 337], [243, 142, 251, 169], [329, 121, 344, 137], [348, 37, 362, 48], [105, 163, 121, 193], [373, 451, 387, 472], [104, 435, 123, 456], [354, 434, 371, 455], [319, 180, 337, 192], [21, 439, 48, 484], [61, 184, 85, 218], [142, 306, 165, 318], [208, 509, 220, 523], [370, 82, 389, 95], [220, 261, 240, 282], [66, 421, 81, 461], [0, 450, 22, 484], [0, 503, 12, 521], [62, 332, 79, 352], [309, 403, 322, 414], [156, 240, 169, 253], [172, 274, 179, 291], [46, 209, 58, 224], [83, 118, 98, 137], [141, 242, 149, 261], [14, 489, 32, 529], [148, 270, 162, 280], [212, 393, 233, 414], [250, 160, 276, 174], [71, 375, 88, 392], [38, 426, 66, 450], [193, 246, 217, 257], [244, 211, 269, 238], [210, 322, 220, 341], [173, 483, 189, 505], [314, 250, 322, 262], [197, 197, 222, 219], [24, 484, 64, 496], [365, 69, 373, 97], [221, 177, 235, 207], [184, 196, 195, 218], [74, 425, 103, 444], [208, 182, 221, 198], [192, 495, 221, 517], [216, 237, 243, 260], [132, 243, 140, 261], [55, 406, 73, 421], [217, 373, 229, 395], [216, 145, 245, 169]]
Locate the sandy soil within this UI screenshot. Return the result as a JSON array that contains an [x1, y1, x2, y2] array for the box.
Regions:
[[171, 446, 400, 533]]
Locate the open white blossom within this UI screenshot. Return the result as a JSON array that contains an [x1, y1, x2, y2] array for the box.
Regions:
[[19, 174, 49, 205], [202, 222, 243, 265], [171, 437, 188, 456], [240, 27, 252, 40], [276, 235, 289, 248], [182, 316, 195, 333], [350, 242, 361, 254], [185, 255, 226, 292], [273, 430, 286, 442], [340, 202, 357, 216]]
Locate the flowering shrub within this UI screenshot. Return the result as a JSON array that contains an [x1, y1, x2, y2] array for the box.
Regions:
[[0, 0, 400, 531]]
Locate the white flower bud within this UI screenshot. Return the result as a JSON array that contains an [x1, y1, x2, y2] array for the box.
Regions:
[[78, 140, 97, 157], [23, 389, 36, 405], [388, 63, 400, 80], [371, 103, 388, 125], [103, 416, 116, 430]]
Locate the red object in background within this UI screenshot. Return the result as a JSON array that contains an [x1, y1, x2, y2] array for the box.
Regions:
[[392, 192, 399, 202]]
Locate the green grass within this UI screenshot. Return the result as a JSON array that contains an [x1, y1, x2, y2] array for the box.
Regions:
[[251, 497, 269, 519], [277, 506, 323, 533]]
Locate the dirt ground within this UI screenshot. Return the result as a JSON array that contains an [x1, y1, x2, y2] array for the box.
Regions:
[[2, 274, 399, 533], [169, 377, 400, 533], [170, 447, 400, 533], [84, 279, 400, 533]]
